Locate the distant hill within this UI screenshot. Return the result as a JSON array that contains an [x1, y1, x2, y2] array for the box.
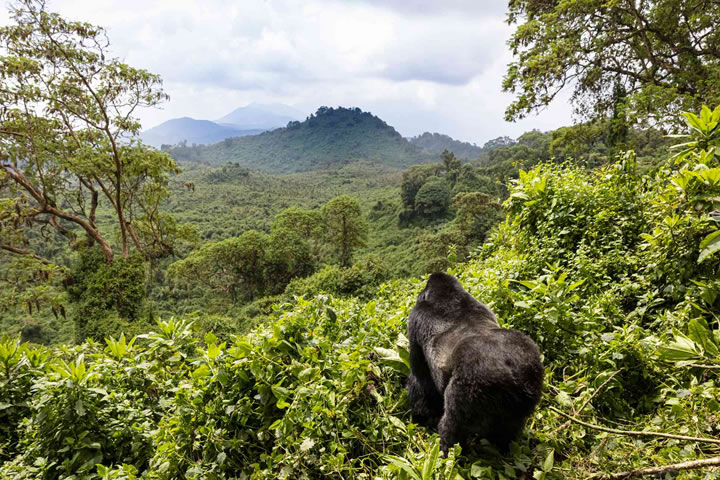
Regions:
[[166, 106, 434, 173], [216, 102, 303, 130], [409, 132, 484, 159], [140, 117, 263, 148], [141, 103, 303, 148]]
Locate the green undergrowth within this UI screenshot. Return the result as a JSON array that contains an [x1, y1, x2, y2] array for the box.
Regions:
[[2, 108, 720, 479]]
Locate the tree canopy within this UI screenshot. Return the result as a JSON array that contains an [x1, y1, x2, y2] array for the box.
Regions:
[[504, 0, 720, 124], [323, 195, 368, 267], [0, 0, 188, 266]]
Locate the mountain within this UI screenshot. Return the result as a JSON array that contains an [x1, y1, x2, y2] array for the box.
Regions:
[[167, 106, 435, 173], [140, 117, 263, 148], [408, 132, 484, 159], [216, 102, 303, 130]]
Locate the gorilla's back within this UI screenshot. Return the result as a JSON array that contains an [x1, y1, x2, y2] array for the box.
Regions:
[[452, 328, 543, 414]]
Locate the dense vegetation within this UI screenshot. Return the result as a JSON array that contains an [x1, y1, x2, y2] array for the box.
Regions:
[[3, 106, 720, 479], [1, 118, 672, 345], [408, 133, 485, 160], [166, 107, 435, 172], [504, 0, 720, 123], [3, 1, 720, 478]]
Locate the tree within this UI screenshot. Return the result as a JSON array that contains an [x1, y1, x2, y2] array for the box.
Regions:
[[414, 177, 452, 219], [400, 164, 444, 210], [271, 206, 324, 258], [452, 192, 503, 242], [441, 149, 462, 184], [169, 231, 268, 304], [441, 150, 461, 173], [504, 0, 720, 124], [68, 248, 146, 341], [0, 0, 187, 268], [265, 228, 314, 291], [323, 195, 368, 267], [481, 136, 515, 152]]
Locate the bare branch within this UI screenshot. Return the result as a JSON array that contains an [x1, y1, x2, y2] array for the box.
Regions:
[[548, 407, 720, 445], [590, 456, 720, 479], [0, 243, 54, 265]]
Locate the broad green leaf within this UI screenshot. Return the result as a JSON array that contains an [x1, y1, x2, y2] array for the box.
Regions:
[[543, 449, 554, 472], [699, 229, 720, 250], [658, 331, 702, 361], [567, 279, 586, 292], [422, 440, 440, 480], [698, 231, 720, 263], [375, 347, 410, 375], [191, 364, 211, 379], [385, 455, 421, 480], [516, 280, 539, 290], [688, 318, 718, 356]]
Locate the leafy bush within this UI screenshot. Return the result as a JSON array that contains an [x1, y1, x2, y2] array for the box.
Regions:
[[69, 249, 148, 342], [414, 177, 452, 219], [285, 255, 390, 299], [3, 107, 720, 479]]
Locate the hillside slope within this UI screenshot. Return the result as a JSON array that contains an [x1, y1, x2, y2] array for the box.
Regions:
[[4, 148, 719, 479], [409, 132, 484, 159], [166, 106, 435, 172], [140, 117, 263, 147]]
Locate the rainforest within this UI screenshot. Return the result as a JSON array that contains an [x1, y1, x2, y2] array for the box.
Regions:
[[2, 0, 720, 478]]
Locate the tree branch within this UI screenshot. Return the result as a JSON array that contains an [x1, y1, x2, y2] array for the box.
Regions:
[[0, 243, 54, 265], [548, 407, 720, 445], [551, 370, 621, 435], [590, 456, 720, 479]]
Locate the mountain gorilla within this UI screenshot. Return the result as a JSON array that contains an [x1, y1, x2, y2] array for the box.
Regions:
[[407, 273, 543, 453]]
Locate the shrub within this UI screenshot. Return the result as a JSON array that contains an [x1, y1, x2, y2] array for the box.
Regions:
[[414, 176, 452, 218], [69, 249, 148, 342]]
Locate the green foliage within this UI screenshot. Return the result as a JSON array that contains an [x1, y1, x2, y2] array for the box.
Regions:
[[400, 164, 445, 211], [271, 206, 325, 260], [3, 107, 720, 478], [670, 104, 720, 162], [504, 0, 720, 123], [168, 227, 315, 305], [415, 193, 502, 273], [166, 106, 435, 172], [414, 177, 452, 219], [271, 206, 324, 241], [452, 192, 502, 242], [0, 335, 50, 462], [0, 0, 187, 267], [0, 255, 68, 336], [409, 132, 484, 160], [204, 163, 251, 184], [324, 195, 369, 267], [69, 249, 148, 342], [169, 231, 269, 303], [285, 255, 390, 299]]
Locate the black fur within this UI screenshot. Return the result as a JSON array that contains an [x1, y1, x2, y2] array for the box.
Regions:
[[407, 272, 543, 453]]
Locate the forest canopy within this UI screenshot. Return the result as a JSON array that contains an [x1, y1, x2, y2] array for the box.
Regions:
[[504, 0, 720, 125], [2, 0, 720, 479]]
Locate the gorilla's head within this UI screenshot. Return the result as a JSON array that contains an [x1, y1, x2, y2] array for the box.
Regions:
[[418, 273, 468, 314]]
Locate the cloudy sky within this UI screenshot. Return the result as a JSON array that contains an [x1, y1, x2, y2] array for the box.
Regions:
[[1, 0, 573, 145]]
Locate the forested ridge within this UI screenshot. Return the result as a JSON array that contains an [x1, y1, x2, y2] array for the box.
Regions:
[[166, 107, 435, 172], [2, 0, 720, 479]]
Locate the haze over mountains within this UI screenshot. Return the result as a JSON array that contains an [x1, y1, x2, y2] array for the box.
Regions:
[[140, 103, 304, 147], [216, 103, 303, 130], [150, 103, 503, 174]]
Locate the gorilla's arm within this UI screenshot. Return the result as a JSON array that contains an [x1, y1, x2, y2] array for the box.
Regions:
[[407, 334, 444, 427]]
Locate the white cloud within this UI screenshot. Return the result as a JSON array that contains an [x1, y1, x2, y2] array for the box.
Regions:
[[1, 0, 573, 144]]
